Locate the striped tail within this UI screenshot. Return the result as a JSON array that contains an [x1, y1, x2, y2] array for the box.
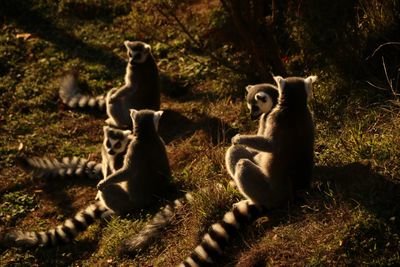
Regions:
[[0, 202, 110, 248], [118, 192, 195, 257], [179, 200, 264, 267], [59, 72, 106, 110], [17, 156, 102, 179]]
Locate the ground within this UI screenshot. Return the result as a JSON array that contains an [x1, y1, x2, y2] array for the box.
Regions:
[[0, 0, 399, 266]]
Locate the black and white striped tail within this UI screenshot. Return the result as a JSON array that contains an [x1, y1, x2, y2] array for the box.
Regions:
[[0, 202, 110, 248], [118, 192, 195, 257], [17, 156, 102, 179], [59, 73, 106, 110], [179, 200, 264, 267]]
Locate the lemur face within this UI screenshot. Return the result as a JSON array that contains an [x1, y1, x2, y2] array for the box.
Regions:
[[124, 41, 151, 64], [245, 84, 279, 120], [103, 126, 131, 156]]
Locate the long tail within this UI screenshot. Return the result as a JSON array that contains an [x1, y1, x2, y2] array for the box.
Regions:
[[0, 201, 110, 248], [178, 200, 264, 267], [118, 192, 195, 257], [59, 72, 106, 110], [17, 156, 102, 179]]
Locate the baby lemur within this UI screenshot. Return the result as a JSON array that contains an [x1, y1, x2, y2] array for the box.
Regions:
[[0, 109, 172, 248], [179, 75, 317, 266], [59, 41, 160, 129]]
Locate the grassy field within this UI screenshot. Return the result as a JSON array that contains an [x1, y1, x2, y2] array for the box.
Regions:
[[1, 0, 399, 266]]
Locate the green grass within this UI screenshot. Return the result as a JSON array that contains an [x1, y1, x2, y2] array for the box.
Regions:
[[1, 0, 399, 266]]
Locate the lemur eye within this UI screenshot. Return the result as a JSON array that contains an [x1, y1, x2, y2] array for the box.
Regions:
[[106, 140, 111, 148], [114, 141, 121, 149]]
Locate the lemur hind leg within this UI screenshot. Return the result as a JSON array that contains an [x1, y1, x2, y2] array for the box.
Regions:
[[99, 184, 136, 215], [233, 159, 291, 209], [225, 144, 258, 178]]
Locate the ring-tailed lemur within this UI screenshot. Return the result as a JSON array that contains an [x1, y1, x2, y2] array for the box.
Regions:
[[0, 109, 171, 248], [17, 127, 132, 180], [60, 41, 161, 129], [179, 75, 317, 266], [97, 109, 172, 211]]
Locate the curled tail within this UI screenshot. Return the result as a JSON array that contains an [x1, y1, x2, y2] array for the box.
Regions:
[[0, 202, 110, 248], [118, 192, 195, 257], [59, 72, 106, 110], [17, 156, 102, 179], [179, 200, 264, 267]]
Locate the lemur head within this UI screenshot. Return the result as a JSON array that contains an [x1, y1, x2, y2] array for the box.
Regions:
[[130, 109, 164, 134], [245, 83, 279, 119], [273, 75, 317, 107], [124, 41, 152, 65], [103, 126, 132, 156]]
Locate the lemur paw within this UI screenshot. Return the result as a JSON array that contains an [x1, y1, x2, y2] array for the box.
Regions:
[[231, 134, 242, 145], [96, 180, 107, 191]]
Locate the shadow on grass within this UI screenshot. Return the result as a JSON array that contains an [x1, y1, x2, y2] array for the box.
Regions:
[[159, 109, 237, 145], [218, 162, 400, 266], [1, 0, 125, 72]]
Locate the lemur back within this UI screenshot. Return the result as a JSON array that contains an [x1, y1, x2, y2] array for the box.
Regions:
[[97, 109, 172, 212], [0, 110, 171, 249], [180, 76, 317, 266], [59, 40, 161, 129]]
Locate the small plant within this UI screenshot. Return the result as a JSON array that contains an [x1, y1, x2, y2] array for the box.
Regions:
[[0, 191, 38, 225]]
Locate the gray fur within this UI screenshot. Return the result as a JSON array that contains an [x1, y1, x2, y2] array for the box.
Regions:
[[228, 75, 317, 207], [97, 109, 172, 214], [245, 83, 279, 121], [100, 126, 132, 178], [118, 192, 194, 257], [59, 72, 106, 110], [59, 41, 161, 129], [17, 156, 102, 179], [179, 76, 317, 266], [105, 41, 161, 129], [17, 127, 131, 180], [0, 111, 170, 249]]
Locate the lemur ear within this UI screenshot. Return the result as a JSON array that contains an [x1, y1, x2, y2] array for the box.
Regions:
[[153, 110, 164, 129], [130, 109, 138, 119], [122, 130, 132, 136], [245, 85, 253, 92], [154, 110, 164, 120], [304, 75, 317, 99], [124, 40, 131, 49], [273, 76, 285, 90], [143, 43, 151, 53]]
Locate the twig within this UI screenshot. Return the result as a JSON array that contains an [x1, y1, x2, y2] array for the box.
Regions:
[[365, 80, 389, 91], [382, 56, 398, 97], [366, 41, 400, 60]]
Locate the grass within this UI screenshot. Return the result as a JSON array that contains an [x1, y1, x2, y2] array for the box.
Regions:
[[1, 0, 400, 266]]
